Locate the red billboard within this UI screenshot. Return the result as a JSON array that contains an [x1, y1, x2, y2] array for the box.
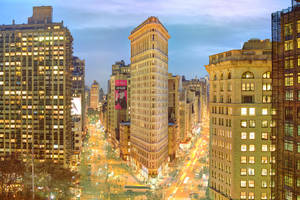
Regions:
[[115, 80, 127, 110]]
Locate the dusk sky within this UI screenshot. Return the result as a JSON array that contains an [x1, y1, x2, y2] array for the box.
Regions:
[[1, 0, 290, 92]]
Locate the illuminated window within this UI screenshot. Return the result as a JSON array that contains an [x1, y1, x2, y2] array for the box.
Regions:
[[248, 168, 255, 176], [241, 144, 247, 152], [248, 180, 255, 188], [262, 108, 268, 115], [262, 132, 268, 140], [249, 120, 256, 128], [249, 108, 255, 116], [249, 192, 255, 200], [285, 73, 294, 86], [263, 95, 271, 103], [241, 108, 247, 115], [263, 72, 271, 79], [241, 156, 247, 163], [249, 156, 255, 164], [263, 83, 272, 90], [262, 120, 268, 128], [241, 180, 247, 188], [241, 168, 247, 176], [298, 142, 300, 153], [262, 144, 268, 152], [249, 145, 255, 152], [284, 175, 293, 187], [285, 59, 294, 69], [240, 192, 246, 199], [285, 40, 294, 51], [286, 90, 294, 101], [261, 192, 267, 199], [242, 83, 255, 91], [241, 120, 247, 128], [241, 132, 247, 139], [262, 156, 268, 163], [262, 169, 268, 176], [242, 71, 254, 79], [249, 132, 255, 139]]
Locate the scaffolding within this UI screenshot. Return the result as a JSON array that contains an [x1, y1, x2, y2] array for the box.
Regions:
[[271, 2, 300, 200]]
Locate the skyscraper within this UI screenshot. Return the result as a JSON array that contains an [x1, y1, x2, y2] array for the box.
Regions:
[[107, 60, 130, 147], [0, 6, 73, 166], [206, 39, 273, 200], [90, 80, 99, 110], [272, 1, 300, 199], [129, 17, 170, 177]]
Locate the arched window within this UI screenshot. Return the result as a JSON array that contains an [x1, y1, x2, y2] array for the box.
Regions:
[[263, 72, 271, 79], [228, 72, 231, 79], [220, 73, 224, 80], [242, 71, 254, 79], [213, 74, 217, 80]]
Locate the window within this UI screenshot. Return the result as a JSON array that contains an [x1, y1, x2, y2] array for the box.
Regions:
[[249, 132, 255, 139], [263, 95, 271, 103], [241, 132, 247, 139], [262, 144, 268, 152], [248, 180, 255, 188], [220, 73, 223, 80], [261, 180, 267, 188], [298, 91, 300, 101], [249, 144, 255, 151], [262, 132, 268, 140], [240, 192, 246, 199], [249, 192, 255, 200], [285, 40, 294, 51], [263, 72, 271, 79], [248, 168, 255, 175], [297, 20, 300, 33], [227, 83, 232, 91], [242, 71, 254, 79], [284, 175, 293, 187], [241, 168, 247, 176], [298, 125, 300, 136], [249, 108, 255, 116], [242, 83, 255, 91], [286, 90, 294, 101], [298, 73, 300, 84], [297, 178, 300, 187], [298, 143, 300, 153], [249, 120, 256, 128], [241, 180, 247, 188], [241, 144, 247, 152], [249, 156, 255, 163], [262, 120, 268, 128], [262, 108, 268, 115], [263, 83, 272, 91], [285, 59, 294, 69], [270, 120, 276, 127], [284, 140, 293, 151], [213, 74, 217, 80], [261, 193, 267, 200], [262, 169, 268, 176], [285, 73, 294, 86], [262, 156, 268, 163], [285, 123, 294, 136], [285, 190, 293, 200], [241, 108, 247, 116], [228, 72, 231, 79], [270, 145, 276, 152], [284, 23, 293, 36], [241, 156, 247, 163], [241, 120, 247, 128], [242, 95, 253, 103]]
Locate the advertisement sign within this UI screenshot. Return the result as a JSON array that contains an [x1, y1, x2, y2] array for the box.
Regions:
[[71, 97, 82, 115], [115, 80, 127, 110]]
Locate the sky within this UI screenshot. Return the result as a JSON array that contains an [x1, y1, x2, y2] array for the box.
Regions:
[[0, 0, 290, 92]]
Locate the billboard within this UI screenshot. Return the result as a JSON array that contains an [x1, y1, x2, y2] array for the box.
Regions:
[[71, 97, 82, 115], [115, 80, 127, 110]]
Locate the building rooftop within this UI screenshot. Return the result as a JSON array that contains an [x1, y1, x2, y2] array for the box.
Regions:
[[130, 16, 168, 35]]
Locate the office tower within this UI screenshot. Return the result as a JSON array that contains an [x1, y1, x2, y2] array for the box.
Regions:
[[272, 1, 300, 199], [129, 17, 170, 177], [206, 39, 273, 200], [90, 80, 99, 110], [71, 56, 85, 162], [107, 60, 130, 147], [0, 6, 73, 166], [99, 88, 104, 101]]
